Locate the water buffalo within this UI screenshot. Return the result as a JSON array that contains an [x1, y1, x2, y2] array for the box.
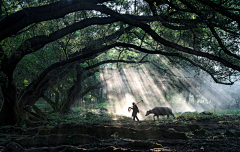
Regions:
[[145, 107, 175, 121]]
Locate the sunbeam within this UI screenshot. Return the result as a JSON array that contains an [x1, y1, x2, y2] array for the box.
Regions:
[[99, 57, 236, 121]]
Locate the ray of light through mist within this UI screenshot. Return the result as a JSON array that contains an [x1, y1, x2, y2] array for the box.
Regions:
[[99, 57, 235, 120]]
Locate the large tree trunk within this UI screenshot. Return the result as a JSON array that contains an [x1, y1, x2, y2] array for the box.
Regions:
[[0, 83, 21, 126], [60, 80, 105, 113], [18, 63, 77, 109], [60, 85, 81, 113], [60, 65, 83, 112]]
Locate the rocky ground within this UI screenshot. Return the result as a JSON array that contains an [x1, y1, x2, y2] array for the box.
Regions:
[[0, 112, 240, 152]]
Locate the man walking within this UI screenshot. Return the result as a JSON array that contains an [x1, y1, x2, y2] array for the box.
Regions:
[[129, 102, 139, 121]]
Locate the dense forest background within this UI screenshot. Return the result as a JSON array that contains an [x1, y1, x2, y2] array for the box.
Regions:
[[0, 0, 240, 126]]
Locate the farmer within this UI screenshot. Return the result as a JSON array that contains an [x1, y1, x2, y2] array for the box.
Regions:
[[129, 102, 139, 121]]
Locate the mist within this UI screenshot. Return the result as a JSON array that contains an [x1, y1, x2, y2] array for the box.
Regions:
[[99, 63, 240, 120]]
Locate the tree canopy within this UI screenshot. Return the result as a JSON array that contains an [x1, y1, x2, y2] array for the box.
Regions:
[[0, 0, 240, 125]]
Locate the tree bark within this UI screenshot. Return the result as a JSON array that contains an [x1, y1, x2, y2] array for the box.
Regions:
[[42, 95, 59, 112], [32, 105, 45, 117], [0, 83, 21, 126], [60, 65, 83, 112], [60, 79, 106, 112]]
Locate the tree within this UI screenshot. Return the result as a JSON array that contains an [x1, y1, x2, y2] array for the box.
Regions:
[[1, 0, 240, 125]]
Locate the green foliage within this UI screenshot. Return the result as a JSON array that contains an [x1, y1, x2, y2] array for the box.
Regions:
[[97, 102, 108, 108]]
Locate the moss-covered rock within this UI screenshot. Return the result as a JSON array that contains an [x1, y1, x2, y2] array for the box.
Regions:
[[213, 135, 225, 139], [193, 128, 210, 136], [218, 121, 229, 124], [163, 131, 189, 139], [166, 124, 201, 132], [150, 143, 163, 148]]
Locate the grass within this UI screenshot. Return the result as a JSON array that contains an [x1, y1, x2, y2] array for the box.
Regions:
[[216, 109, 240, 115], [44, 107, 132, 125], [35, 101, 240, 125]]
